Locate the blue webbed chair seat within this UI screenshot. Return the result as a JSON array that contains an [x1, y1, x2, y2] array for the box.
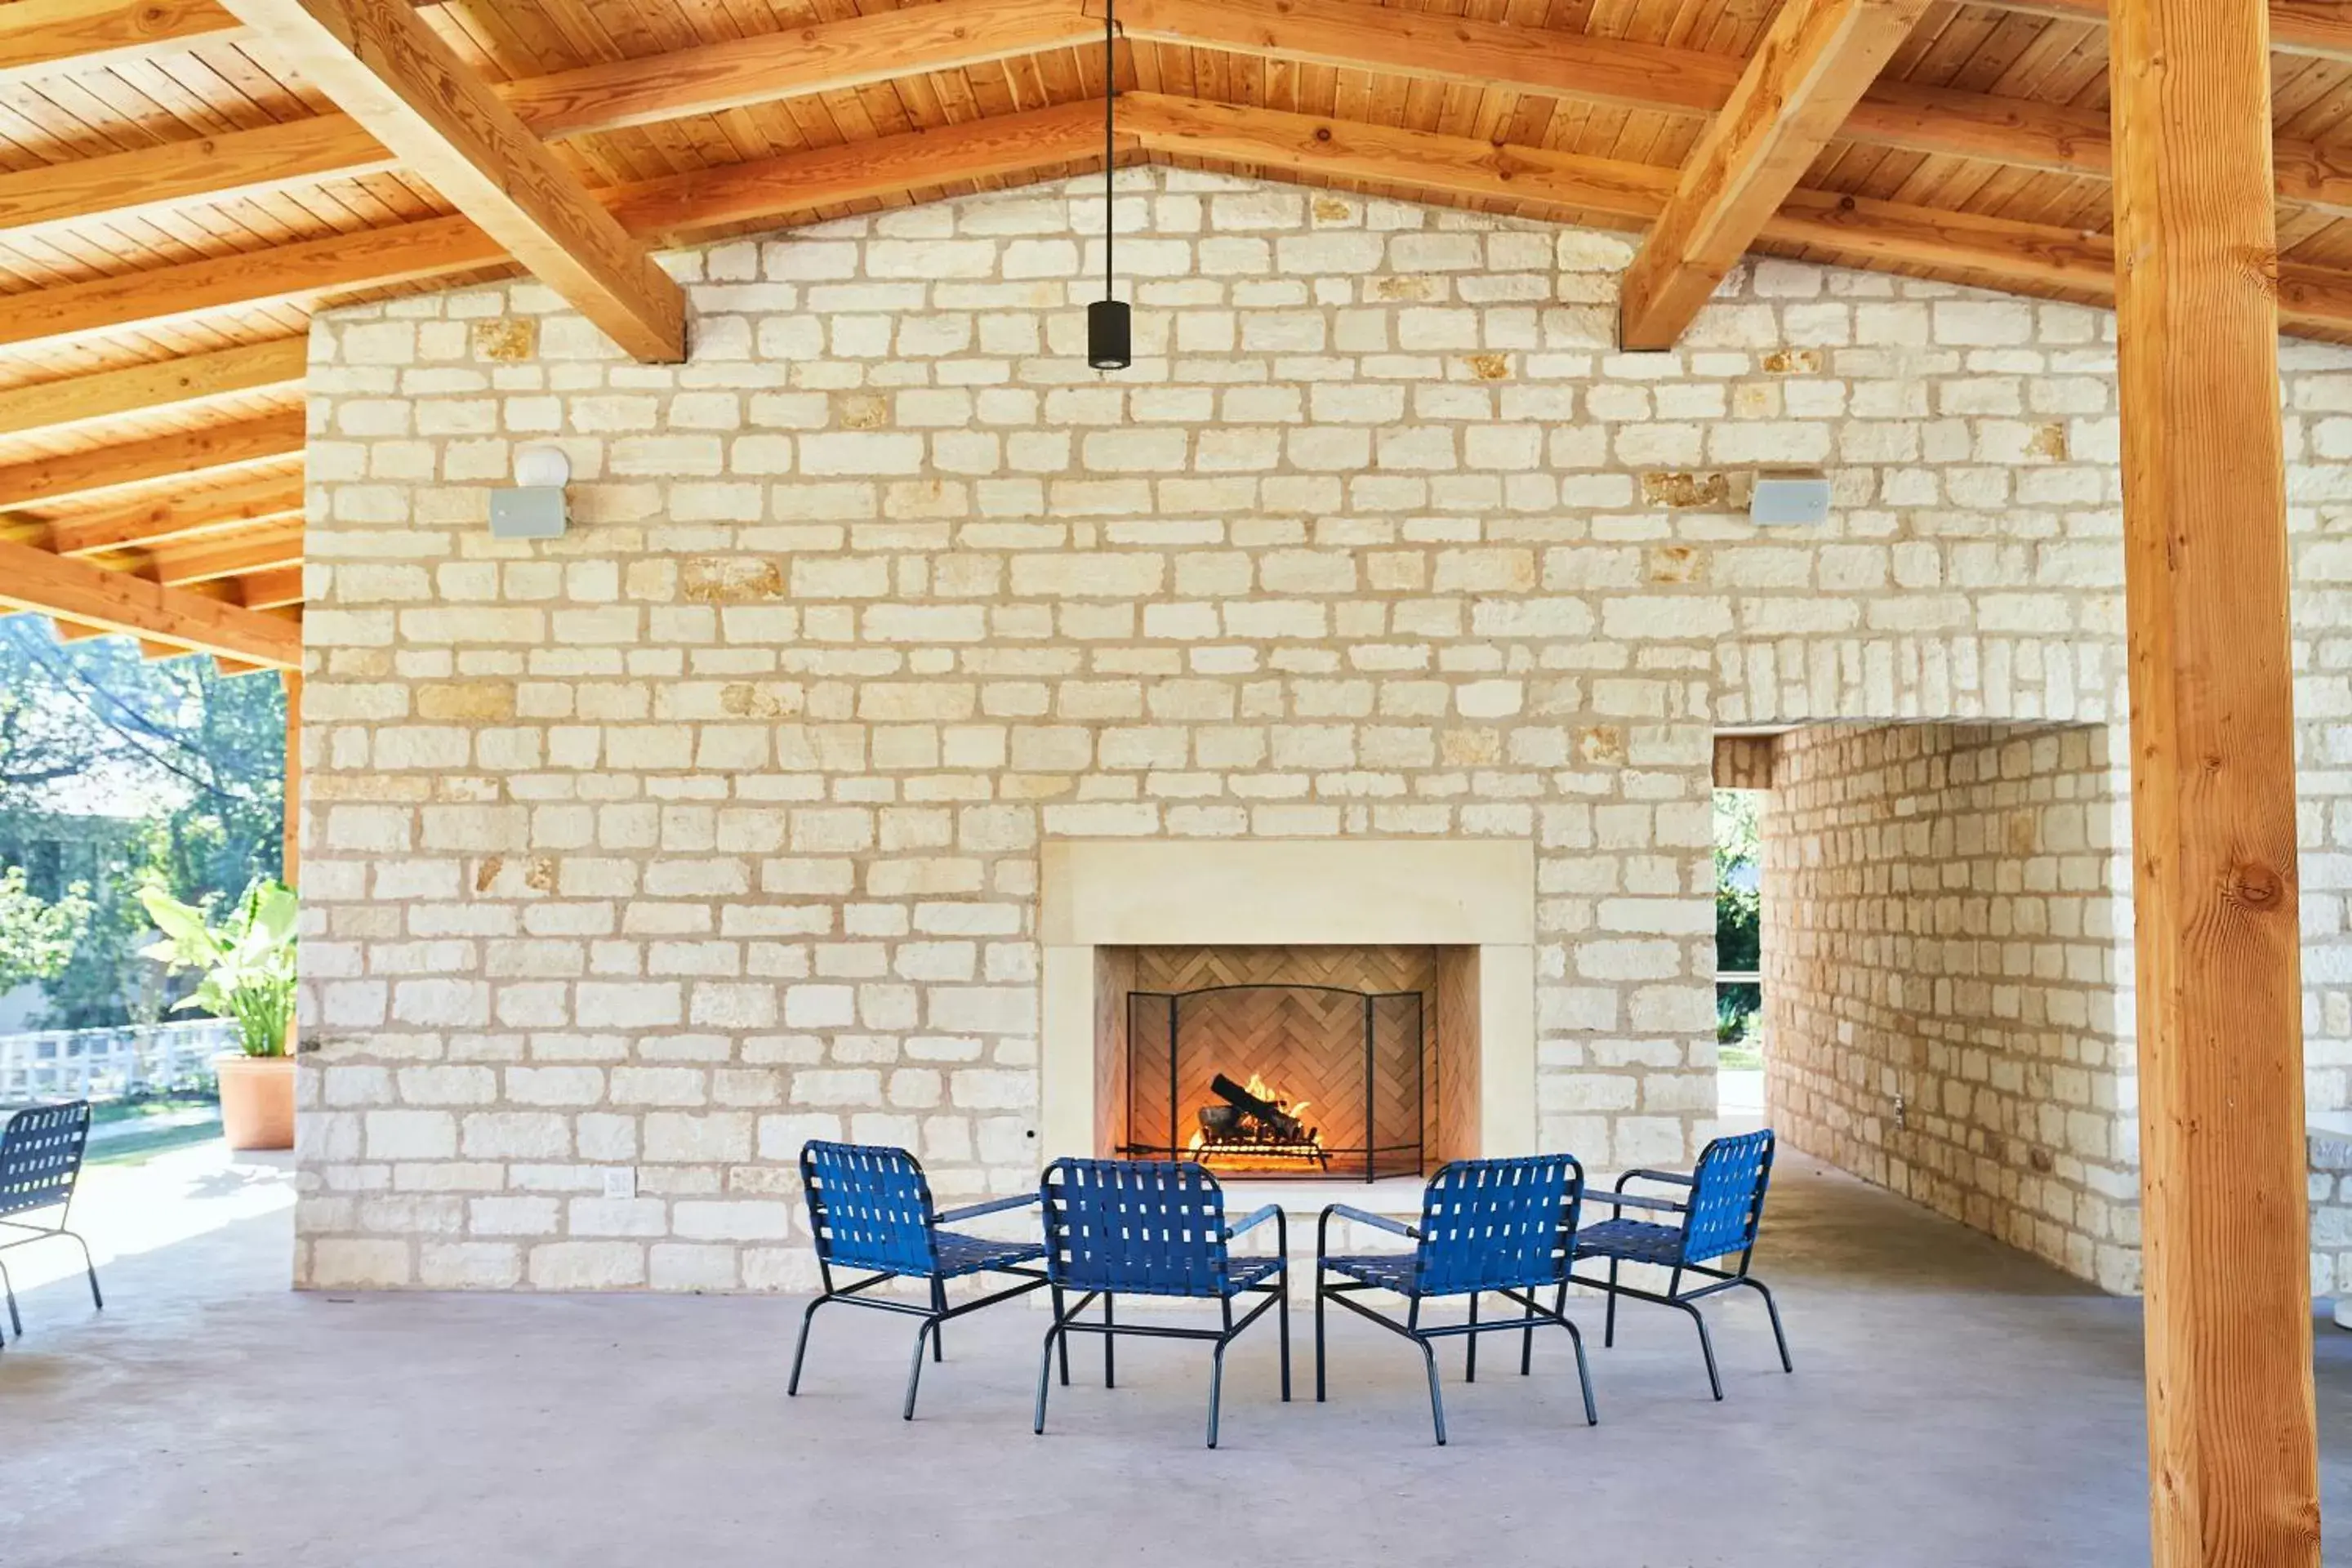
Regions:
[[931, 1231, 1048, 1278], [1570, 1218, 1684, 1267]]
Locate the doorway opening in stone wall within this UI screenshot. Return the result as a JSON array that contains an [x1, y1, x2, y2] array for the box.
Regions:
[[1094, 946, 1478, 1183], [1714, 786, 1767, 1133]]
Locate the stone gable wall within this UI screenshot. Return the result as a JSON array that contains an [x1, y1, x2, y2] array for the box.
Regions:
[[293, 167, 2352, 1293]]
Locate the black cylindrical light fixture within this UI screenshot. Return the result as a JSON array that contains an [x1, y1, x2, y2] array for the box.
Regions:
[[1086, 0, 1131, 371]]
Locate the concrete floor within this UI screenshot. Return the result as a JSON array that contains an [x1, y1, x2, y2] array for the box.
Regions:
[[3, 1147, 2349, 1568]]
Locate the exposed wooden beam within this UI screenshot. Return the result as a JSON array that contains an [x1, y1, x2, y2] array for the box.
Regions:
[[219, 0, 685, 361], [2110, 0, 2322, 1561], [31, 472, 304, 554], [1112, 0, 2352, 217], [0, 536, 301, 666], [0, 215, 499, 352], [1126, 95, 2352, 339], [0, 339, 307, 438], [236, 564, 304, 610], [1619, 0, 1932, 348], [0, 116, 394, 236], [2, 103, 1105, 352], [1990, 0, 2352, 61], [0, 0, 239, 84], [136, 518, 304, 585], [2, 0, 1097, 239], [0, 412, 302, 511]]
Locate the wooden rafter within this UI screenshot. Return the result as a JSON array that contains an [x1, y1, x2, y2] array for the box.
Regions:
[[0, 116, 394, 236], [219, 0, 686, 361], [234, 565, 303, 610], [1991, 0, 2352, 61], [138, 519, 305, 586], [0, 536, 301, 667], [0, 339, 307, 438], [23, 471, 305, 554], [0, 0, 239, 84], [1121, 95, 2352, 337], [2, 103, 1107, 353], [1619, 0, 1933, 349], [0, 411, 304, 510]]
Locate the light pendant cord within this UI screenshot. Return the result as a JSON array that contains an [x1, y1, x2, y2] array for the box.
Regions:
[[1103, 0, 1114, 302]]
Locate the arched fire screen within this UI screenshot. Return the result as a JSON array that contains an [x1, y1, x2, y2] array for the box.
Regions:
[[1120, 984, 1425, 1183]]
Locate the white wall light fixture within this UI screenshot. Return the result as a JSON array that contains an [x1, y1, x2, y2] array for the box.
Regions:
[[491, 444, 571, 539], [1749, 469, 1832, 527]]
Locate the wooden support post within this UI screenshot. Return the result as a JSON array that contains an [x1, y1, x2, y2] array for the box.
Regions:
[[2109, 0, 2322, 1562]]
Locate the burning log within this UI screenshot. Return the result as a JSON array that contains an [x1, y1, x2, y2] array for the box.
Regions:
[[1209, 1072, 1312, 1144]]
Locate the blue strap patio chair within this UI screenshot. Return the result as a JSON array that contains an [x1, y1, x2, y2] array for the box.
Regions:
[[1570, 1128, 1793, 1400], [790, 1139, 1050, 1420], [1316, 1154, 1597, 1446], [1032, 1158, 1289, 1449], [0, 1101, 102, 1348]]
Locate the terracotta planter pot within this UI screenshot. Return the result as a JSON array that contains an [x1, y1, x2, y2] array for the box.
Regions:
[[216, 1053, 296, 1152]]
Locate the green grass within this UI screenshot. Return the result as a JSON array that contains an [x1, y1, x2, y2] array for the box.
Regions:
[[1719, 1044, 1764, 1071], [91, 1093, 219, 1127], [87, 1117, 224, 1166]]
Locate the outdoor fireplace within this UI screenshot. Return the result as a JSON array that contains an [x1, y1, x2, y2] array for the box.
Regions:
[[1113, 951, 1432, 1182]]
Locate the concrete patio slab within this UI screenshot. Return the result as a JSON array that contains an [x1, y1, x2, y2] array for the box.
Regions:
[[2, 1144, 2346, 1567]]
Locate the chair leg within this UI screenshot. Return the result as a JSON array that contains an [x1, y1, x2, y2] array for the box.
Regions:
[[1464, 1290, 1480, 1383], [1033, 1322, 1063, 1436], [1561, 1316, 1598, 1427], [1102, 1293, 1116, 1388], [1603, 1258, 1620, 1348], [1313, 1261, 1328, 1403], [1276, 1272, 1292, 1402], [929, 1277, 947, 1364], [1206, 1337, 1229, 1450], [59, 1230, 101, 1311], [1415, 1334, 1448, 1447], [786, 1292, 832, 1396], [1677, 1300, 1724, 1401], [902, 1316, 942, 1421], [1051, 1285, 1071, 1387], [1742, 1277, 1794, 1372], [0, 1256, 19, 1339]]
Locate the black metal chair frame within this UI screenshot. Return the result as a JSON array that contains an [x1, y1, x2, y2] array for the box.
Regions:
[[0, 1100, 104, 1346], [1569, 1152, 1793, 1401], [1031, 1161, 1291, 1450], [1314, 1192, 1597, 1446], [789, 1144, 1054, 1421]]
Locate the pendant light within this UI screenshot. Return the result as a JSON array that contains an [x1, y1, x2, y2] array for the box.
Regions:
[[1086, 0, 1131, 371]]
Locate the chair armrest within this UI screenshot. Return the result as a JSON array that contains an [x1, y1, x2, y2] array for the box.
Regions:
[[936, 1192, 1040, 1225], [1581, 1188, 1688, 1215], [1319, 1202, 1419, 1242], [1225, 1203, 1281, 1241], [1619, 1168, 1695, 1189]]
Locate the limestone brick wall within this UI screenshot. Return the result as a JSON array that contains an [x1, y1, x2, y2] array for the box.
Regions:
[[1760, 723, 2138, 1290], [292, 166, 2352, 1293]]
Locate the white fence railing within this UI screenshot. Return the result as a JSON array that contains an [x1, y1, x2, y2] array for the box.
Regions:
[[0, 1018, 234, 1102]]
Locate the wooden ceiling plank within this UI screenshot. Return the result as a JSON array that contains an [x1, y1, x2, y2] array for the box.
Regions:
[[1985, 0, 2352, 63], [0, 534, 301, 666], [136, 514, 303, 581], [1619, 0, 1934, 348], [232, 562, 302, 608], [0, 408, 302, 509], [0, 336, 307, 437], [0, 0, 242, 85], [218, 0, 686, 360]]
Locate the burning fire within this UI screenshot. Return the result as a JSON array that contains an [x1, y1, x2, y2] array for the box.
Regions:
[[1188, 1074, 1312, 1152]]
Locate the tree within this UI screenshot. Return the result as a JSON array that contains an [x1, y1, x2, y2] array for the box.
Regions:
[[0, 864, 90, 996]]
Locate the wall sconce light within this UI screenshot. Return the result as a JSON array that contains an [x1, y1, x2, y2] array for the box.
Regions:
[[1749, 469, 1832, 527], [491, 444, 569, 539]]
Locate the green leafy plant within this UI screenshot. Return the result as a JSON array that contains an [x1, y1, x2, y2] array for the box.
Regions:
[[139, 878, 297, 1058], [0, 864, 91, 995]]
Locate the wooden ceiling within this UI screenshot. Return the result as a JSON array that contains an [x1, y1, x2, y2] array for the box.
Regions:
[[0, 0, 2346, 666]]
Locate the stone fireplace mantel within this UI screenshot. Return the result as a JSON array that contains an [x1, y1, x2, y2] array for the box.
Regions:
[[1037, 839, 1538, 1166]]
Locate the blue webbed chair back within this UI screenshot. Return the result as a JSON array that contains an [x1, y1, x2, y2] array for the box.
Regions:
[[1681, 1129, 1775, 1263], [1040, 1159, 1236, 1298], [800, 1140, 938, 1276], [1411, 1154, 1581, 1296], [0, 1102, 91, 1221]]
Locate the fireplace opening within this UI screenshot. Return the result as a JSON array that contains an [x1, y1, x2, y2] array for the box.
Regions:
[[1119, 982, 1426, 1183]]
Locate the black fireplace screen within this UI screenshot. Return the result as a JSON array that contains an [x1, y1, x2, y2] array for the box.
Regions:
[[1120, 984, 1424, 1183]]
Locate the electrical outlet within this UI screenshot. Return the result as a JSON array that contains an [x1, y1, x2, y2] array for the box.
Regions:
[[601, 1166, 637, 1200]]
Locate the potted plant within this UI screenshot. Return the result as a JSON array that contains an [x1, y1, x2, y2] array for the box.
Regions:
[[140, 879, 299, 1151]]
